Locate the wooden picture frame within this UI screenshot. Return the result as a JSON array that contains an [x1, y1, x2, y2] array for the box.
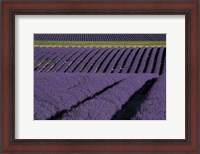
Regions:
[[1, 0, 199, 153]]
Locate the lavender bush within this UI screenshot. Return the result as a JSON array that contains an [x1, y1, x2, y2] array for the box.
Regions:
[[131, 74, 166, 120], [62, 74, 158, 120], [34, 73, 131, 120]]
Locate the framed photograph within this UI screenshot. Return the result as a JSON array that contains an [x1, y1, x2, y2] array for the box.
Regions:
[[1, 0, 199, 153]]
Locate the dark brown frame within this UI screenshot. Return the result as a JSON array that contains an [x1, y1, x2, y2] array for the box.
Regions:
[[1, 0, 199, 153]]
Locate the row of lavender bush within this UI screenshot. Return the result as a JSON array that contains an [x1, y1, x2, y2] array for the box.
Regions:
[[34, 34, 166, 41], [34, 73, 159, 120], [34, 46, 166, 75]]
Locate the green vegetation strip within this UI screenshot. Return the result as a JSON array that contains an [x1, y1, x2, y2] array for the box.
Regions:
[[34, 41, 166, 47]]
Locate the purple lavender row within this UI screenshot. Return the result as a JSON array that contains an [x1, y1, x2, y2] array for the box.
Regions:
[[132, 74, 166, 120], [34, 46, 166, 74], [76, 48, 109, 73], [65, 47, 98, 73], [162, 54, 166, 74], [145, 47, 158, 73], [97, 47, 120, 73], [34, 47, 47, 61], [34, 34, 166, 41], [62, 74, 158, 120], [40, 48, 72, 72], [113, 47, 133, 73], [34, 47, 55, 64], [34, 47, 57, 69], [121, 47, 139, 73], [129, 47, 146, 73], [56, 47, 87, 72], [34, 73, 130, 120], [34, 47, 73, 69], [137, 47, 152, 73], [105, 47, 127, 73], [88, 47, 115, 73], [50, 47, 80, 72], [36, 50, 64, 72], [154, 47, 165, 74]]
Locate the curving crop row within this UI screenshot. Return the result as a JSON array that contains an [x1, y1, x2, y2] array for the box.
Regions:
[[132, 74, 166, 120], [34, 73, 158, 120], [34, 73, 136, 120], [34, 46, 166, 75], [62, 74, 157, 120]]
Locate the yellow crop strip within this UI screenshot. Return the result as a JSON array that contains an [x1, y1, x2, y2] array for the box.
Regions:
[[34, 41, 166, 48]]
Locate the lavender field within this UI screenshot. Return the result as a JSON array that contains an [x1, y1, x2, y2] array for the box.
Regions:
[[34, 46, 166, 74], [34, 34, 166, 120], [34, 34, 166, 41]]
